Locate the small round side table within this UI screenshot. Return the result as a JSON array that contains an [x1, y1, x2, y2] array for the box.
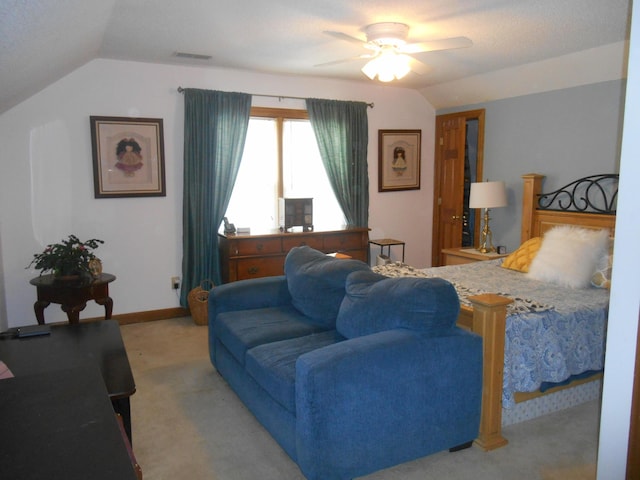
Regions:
[[29, 273, 116, 325]]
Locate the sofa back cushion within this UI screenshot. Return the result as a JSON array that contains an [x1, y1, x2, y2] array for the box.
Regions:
[[336, 270, 460, 339], [284, 246, 370, 327]]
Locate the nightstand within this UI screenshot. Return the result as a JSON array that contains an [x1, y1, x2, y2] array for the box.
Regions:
[[441, 247, 508, 266], [369, 238, 405, 262]]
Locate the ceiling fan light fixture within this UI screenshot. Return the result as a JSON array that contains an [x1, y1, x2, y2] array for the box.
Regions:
[[365, 22, 409, 47], [361, 51, 411, 82], [375, 36, 406, 47], [361, 59, 379, 80], [377, 68, 396, 83], [391, 53, 411, 79], [322, 23, 471, 81]]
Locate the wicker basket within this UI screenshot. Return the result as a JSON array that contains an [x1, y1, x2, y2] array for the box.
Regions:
[[188, 279, 215, 326]]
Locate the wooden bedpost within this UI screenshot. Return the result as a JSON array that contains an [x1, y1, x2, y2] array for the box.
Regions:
[[521, 174, 545, 243], [468, 294, 513, 451]]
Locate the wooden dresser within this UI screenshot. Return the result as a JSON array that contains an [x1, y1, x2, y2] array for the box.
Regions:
[[219, 227, 369, 283]]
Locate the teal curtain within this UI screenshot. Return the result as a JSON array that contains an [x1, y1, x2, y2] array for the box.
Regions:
[[305, 98, 369, 227], [181, 89, 251, 305]]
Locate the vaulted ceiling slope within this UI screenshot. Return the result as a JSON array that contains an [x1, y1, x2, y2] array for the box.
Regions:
[[0, 0, 631, 114]]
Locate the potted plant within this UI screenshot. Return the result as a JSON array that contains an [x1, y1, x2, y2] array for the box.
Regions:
[[27, 235, 104, 280]]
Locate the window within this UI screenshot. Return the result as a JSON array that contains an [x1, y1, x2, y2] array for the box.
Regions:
[[225, 107, 345, 232]]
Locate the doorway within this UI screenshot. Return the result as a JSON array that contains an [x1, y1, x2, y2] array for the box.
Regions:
[[432, 109, 485, 266]]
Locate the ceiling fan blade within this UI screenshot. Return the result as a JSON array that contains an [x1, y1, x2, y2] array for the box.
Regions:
[[314, 53, 375, 68], [399, 36, 472, 54], [323, 30, 367, 46], [408, 57, 431, 76]]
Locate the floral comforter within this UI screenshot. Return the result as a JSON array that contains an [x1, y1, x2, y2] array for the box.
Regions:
[[372, 259, 609, 408]]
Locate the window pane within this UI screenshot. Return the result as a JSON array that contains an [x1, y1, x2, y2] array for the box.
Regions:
[[282, 120, 345, 230], [225, 118, 278, 231], [226, 114, 346, 233]]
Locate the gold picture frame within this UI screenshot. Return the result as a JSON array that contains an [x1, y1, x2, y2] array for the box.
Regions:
[[378, 129, 421, 192], [90, 116, 166, 198]]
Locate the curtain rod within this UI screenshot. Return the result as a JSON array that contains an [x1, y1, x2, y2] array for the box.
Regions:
[[177, 87, 374, 108]]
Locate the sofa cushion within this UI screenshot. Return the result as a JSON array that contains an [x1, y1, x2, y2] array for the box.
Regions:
[[336, 270, 460, 339], [245, 330, 344, 414], [214, 305, 329, 366], [284, 246, 370, 328]]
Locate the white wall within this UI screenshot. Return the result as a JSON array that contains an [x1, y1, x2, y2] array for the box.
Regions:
[[0, 59, 434, 328], [597, 3, 640, 477]]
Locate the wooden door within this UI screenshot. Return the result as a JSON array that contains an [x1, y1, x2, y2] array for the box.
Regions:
[[432, 110, 485, 266], [436, 116, 465, 263]]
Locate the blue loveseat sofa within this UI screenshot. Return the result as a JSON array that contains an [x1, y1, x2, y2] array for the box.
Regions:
[[208, 246, 482, 480]]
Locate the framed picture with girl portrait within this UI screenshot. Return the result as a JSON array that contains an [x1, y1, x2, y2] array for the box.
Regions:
[[378, 129, 421, 192], [90, 116, 166, 198]]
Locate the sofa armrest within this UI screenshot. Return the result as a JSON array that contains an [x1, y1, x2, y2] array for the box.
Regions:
[[208, 275, 291, 319], [295, 328, 482, 480]]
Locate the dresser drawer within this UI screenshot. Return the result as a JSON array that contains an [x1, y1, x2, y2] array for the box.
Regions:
[[282, 235, 324, 251], [323, 232, 364, 251], [346, 249, 367, 262], [219, 228, 369, 283], [235, 257, 285, 280], [233, 237, 282, 256]]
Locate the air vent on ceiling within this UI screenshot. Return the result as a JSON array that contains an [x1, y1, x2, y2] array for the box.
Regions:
[[173, 52, 212, 60]]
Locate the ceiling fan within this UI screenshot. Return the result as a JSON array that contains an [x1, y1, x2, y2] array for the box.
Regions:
[[319, 22, 472, 82]]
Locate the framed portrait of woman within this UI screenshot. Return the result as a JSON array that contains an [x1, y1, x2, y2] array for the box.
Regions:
[[378, 129, 421, 192], [90, 116, 166, 198]]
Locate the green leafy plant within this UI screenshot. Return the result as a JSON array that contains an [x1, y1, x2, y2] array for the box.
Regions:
[[27, 235, 104, 277]]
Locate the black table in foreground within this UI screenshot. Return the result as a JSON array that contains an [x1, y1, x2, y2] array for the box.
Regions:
[[0, 319, 136, 442], [0, 367, 139, 480]]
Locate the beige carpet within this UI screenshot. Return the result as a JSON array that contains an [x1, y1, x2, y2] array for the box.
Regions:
[[121, 317, 599, 480]]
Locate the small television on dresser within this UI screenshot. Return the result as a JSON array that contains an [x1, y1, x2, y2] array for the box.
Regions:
[[279, 198, 313, 232]]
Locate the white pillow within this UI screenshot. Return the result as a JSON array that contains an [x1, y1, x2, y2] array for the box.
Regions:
[[527, 226, 609, 288]]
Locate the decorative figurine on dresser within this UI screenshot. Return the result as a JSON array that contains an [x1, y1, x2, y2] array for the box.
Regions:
[[279, 197, 313, 232]]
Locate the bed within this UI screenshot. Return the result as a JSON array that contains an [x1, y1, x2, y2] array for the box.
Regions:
[[374, 173, 618, 450]]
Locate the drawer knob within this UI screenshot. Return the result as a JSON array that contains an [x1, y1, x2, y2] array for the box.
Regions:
[[256, 244, 264, 252], [248, 267, 259, 274]]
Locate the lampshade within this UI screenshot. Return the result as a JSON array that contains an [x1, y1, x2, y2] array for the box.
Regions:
[[361, 51, 412, 82], [469, 180, 507, 254], [469, 181, 507, 209]]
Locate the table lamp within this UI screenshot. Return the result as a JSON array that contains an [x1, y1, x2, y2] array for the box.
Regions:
[[469, 180, 507, 253]]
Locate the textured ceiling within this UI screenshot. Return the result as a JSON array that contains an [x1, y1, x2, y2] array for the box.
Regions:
[[0, 0, 631, 113]]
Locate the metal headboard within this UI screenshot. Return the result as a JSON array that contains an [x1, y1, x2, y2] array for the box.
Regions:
[[537, 174, 619, 214]]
